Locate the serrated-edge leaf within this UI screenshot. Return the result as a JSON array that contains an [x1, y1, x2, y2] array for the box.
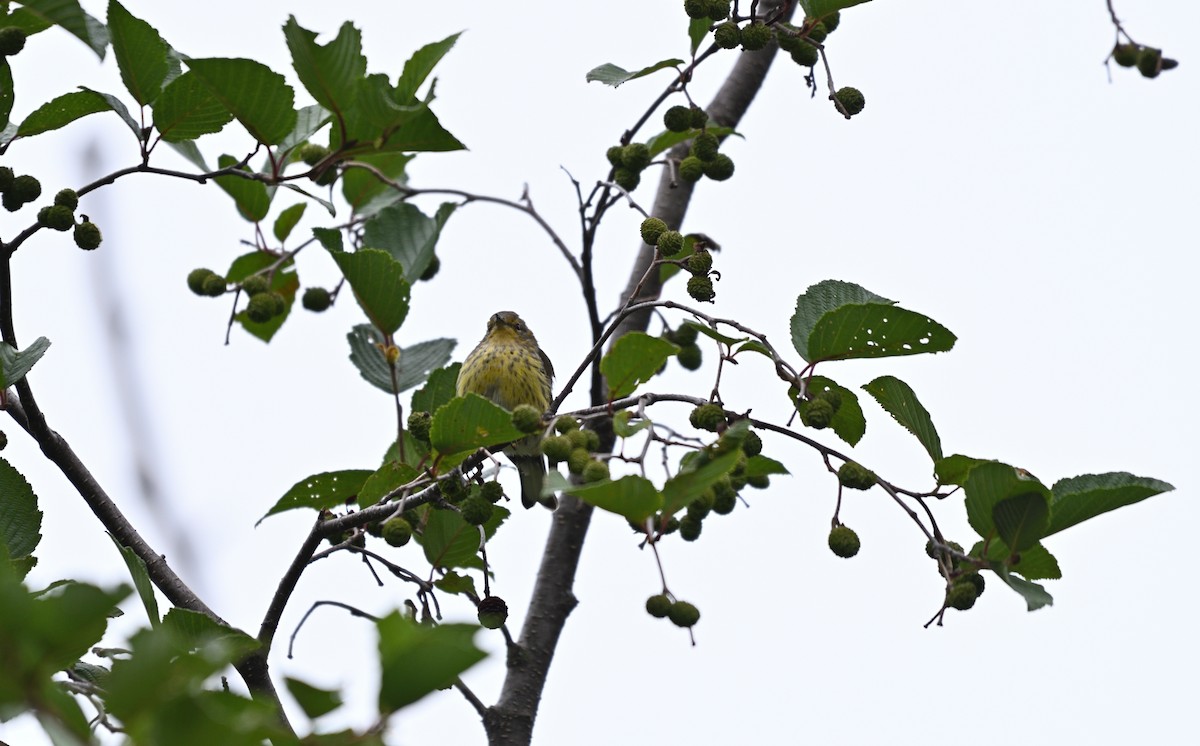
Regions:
[[362, 202, 455, 281], [808, 303, 956, 363], [283, 17, 366, 119], [17, 0, 110, 59], [327, 248, 411, 335], [411, 363, 461, 415], [153, 70, 234, 143], [1045, 472, 1175, 537], [661, 448, 742, 516], [743, 455, 789, 478], [973, 540, 1062, 581], [585, 58, 684, 88], [601, 332, 678, 399], [106, 533, 159, 627], [107, 0, 170, 106], [569, 475, 661, 523], [186, 57, 297, 145], [862, 375, 943, 462], [396, 32, 462, 102], [347, 325, 455, 396], [963, 462, 1050, 543], [429, 394, 524, 457], [612, 410, 652, 438], [434, 570, 477, 596], [16, 90, 109, 137], [0, 336, 51, 388], [803, 375, 866, 447], [992, 491, 1050, 553], [934, 454, 989, 487], [0, 456, 42, 562], [791, 280, 892, 363], [258, 469, 373, 524]]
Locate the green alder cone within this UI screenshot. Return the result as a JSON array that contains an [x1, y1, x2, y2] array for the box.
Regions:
[[54, 189, 79, 210], [188, 268, 216, 295], [714, 22, 741, 49], [302, 287, 332, 312], [828, 525, 860, 558], [641, 217, 669, 245], [460, 495, 494, 526], [540, 434, 573, 463], [946, 580, 978, 611], [704, 153, 735, 181], [687, 275, 716, 302], [678, 156, 705, 183], [407, 411, 433, 442], [74, 221, 102, 250], [689, 403, 726, 432], [511, 404, 544, 434], [676, 343, 702, 370], [834, 87, 866, 116], [838, 461, 876, 490], [1112, 43, 1139, 67], [657, 230, 685, 256], [740, 23, 771, 51], [382, 517, 413, 547], [646, 594, 672, 618], [679, 514, 703, 541], [477, 596, 508, 629], [668, 600, 701, 627], [663, 105, 693, 133]]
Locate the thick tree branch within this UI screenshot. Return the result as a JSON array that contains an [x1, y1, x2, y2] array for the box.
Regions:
[[486, 4, 793, 742]]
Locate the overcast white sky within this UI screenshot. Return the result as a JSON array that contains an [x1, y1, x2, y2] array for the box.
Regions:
[[3, 1, 1198, 745]]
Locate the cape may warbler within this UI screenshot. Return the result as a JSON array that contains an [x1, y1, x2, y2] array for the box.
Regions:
[[457, 311, 555, 508]]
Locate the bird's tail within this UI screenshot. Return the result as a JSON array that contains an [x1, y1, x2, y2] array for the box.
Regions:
[[512, 453, 554, 509]]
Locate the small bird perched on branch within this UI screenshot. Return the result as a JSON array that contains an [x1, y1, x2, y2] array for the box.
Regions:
[[456, 311, 555, 509]]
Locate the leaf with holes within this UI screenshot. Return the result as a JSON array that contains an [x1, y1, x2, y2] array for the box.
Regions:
[[791, 280, 955, 363], [257, 469, 373, 524]]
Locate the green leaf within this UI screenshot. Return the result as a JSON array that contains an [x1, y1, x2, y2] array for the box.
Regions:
[[992, 565, 1053, 611], [186, 57, 297, 145], [161, 608, 260, 659], [279, 181, 335, 218], [214, 154, 271, 222], [285, 677, 343, 720], [0, 336, 50, 389], [227, 251, 298, 342], [3, 581, 129, 681], [1046, 472, 1174, 537], [377, 612, 485, 712], [274, 103, 331, 161], [601, 332, 678, 399], [396, 32, 462, 102], [12, 0, 109, 59], [107, 0, 169, 105], [992, 491, 1049, 553], [688, 17, 711, 55], [802, 375, 866, 447], [347, 325, 455, 395], [0, 457, 42, 579], [421, 508, 478, 569], [327, 249, 411, 335], [791, 280, 956, 364], [107, 533, 159, 627], [362, 202, 456, 282], [283, 17, 366, 123], [257, 469, 373, 524], [973, 540, 1062, 581], [412, 364, 461, 415], [570, 475, 660, 524], [429, 394, 524, 457], [661, 447, 743, 516], [312, 227, 343, 251], [1, 61, 13, 131], [340, 76, 464, 153], [152, 70, 234, 142], [799, 0, 874, 19], [342, 152, 414, 213], [434, 570, 477, 596], [645, 124, 736, 159], [685, 320, 744, 347], [862, 375, 943, 461], [743, 455, 789, 478], [963, 462, 1051, 543], [586, 58, 684, 88], [613, 410, 651, 438], [934, 454, 988, 487], [273, 203, 307, 243], [16, 89, 111, 137], [358, 461, 420, 509]]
